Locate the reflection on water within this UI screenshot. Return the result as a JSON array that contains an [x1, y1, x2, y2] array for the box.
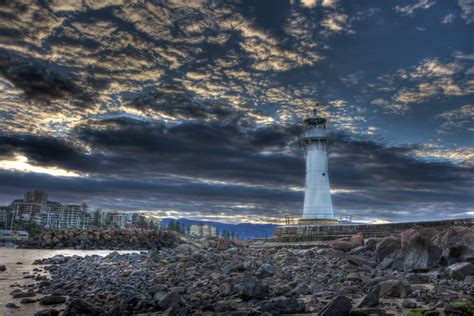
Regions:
[[0, 248, 139, 316]]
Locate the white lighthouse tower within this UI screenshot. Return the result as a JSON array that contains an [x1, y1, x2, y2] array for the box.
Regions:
[[298, 105, 336, 224]]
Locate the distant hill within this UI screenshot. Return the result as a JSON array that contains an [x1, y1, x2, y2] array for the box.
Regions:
[[160, 218, 276, 239]]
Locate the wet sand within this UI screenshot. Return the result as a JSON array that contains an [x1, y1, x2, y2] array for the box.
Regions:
[[0, 248, 139, 316]]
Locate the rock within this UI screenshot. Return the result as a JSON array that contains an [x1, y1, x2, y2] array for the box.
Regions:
[[406, 273, 430, 284], [356, 285, 379, 308], [346, 255, 377, 267], [233, 276, 268, 300], [16, 261, 23, 265], [402, 299, 417, 308], [433, 226, 474, 264], [12, 290, 36, 298], [158, 291, 181, 309], [350, 308, 386, 316], [256, 263, 275, 278], [365, 238, 379, 251], [20, 298, 38, 304], [375, 236, 401, 261], [258, 296, 305, 314], [350, 233, 365, 248], [446, 262, 474, 281], [330, 233, 364, 251], [347, 272, 362, 282], [408, 308, 440, 316], [292, 283, 311, 295], [464, 275, 474, 284], [35, 309, 60, 316], [444, 301, 474, 316], [399, 227, 442, 271], [5, 302, 19, 309], [0, 264, 6, 271], [39, 295, 67, 305], [320, 295, 352, 316], [379, 279, 412, 298], [63, 299, 105, 315]]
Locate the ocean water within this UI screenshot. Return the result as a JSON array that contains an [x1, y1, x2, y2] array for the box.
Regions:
[[0, 248, 139, 316]]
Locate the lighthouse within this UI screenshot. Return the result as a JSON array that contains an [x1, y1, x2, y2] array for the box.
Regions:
[[298, 105, 336, 224]]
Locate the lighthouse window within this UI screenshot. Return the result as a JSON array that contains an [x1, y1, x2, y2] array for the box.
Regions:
[[322, 173, 325, 176]]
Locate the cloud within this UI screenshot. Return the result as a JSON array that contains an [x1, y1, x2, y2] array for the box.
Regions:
[[394, 0, 436, 16], [437, 104, 474, 132], [0, 0, 472, 223], [0, 53, 105, 108], [458, 0, 474, 23], [441, 13, 456, 23], [321, 13, 352, 33], [373, 57, 474, 112]]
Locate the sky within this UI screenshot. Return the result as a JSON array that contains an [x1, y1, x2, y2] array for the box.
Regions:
[[0, 0, 473, 224]]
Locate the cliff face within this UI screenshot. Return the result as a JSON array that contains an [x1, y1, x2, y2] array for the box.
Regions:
[[19, 229, 183, 250]]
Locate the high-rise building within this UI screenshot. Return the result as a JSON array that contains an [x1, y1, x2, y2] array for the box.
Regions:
[[35, 202, 63, 229], [11, 190, 49, 221], [24, 190, 48, 205], [107, 212, 128, 229], [58, 203, 88, 229]]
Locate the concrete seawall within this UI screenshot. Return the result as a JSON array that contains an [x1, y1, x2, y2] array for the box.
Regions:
[[273, 217, 474, 242]]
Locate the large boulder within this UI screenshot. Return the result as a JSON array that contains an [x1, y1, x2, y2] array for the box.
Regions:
[[157, 291, 182, 309], [233, 276, 268, 300], [446, 262, 474, 281], [330, 233, 364, 251], [356, 285, 380, 308], [63, 299, 105, 315], [39, 295, 67, 305], [375, 236, 400, 261], [346, 255, 377, 268], [399, 227, 442, 271], [320, 295, 352, 316], [379, 279, 412, 298], [257, 296, 305, 314], [433, 227, 474, 265], [256, 263, 275, 278]]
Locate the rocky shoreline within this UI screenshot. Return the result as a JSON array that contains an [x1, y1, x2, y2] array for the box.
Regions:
[[3, 226, 474, 315], [19, 229, 183, 250]]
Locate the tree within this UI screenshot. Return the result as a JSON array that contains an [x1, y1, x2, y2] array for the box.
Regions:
[[105, 214, 112, 229], [231, 230, 235, 240], [222, 228, 227, 239]]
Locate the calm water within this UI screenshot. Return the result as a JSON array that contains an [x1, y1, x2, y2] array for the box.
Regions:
[[0, 248, 139, 316]]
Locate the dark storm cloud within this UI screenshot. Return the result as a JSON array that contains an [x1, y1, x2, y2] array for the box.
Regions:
[[0, 50, 107, 108], [73, 117, 304, 185], [125, 84, 235, 121], [0, 116, 472, 222]]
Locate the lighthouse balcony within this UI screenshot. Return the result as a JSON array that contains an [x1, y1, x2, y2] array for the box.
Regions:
[[298, 128, 327, 144]]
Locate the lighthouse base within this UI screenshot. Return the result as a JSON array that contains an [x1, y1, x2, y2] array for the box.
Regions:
[[273, 218, 474, 242], [298, 218, 338, 225]]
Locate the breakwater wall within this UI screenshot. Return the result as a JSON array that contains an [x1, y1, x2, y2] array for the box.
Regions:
[[274, 218, 474, 242], [19, 229, 183, 250]]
